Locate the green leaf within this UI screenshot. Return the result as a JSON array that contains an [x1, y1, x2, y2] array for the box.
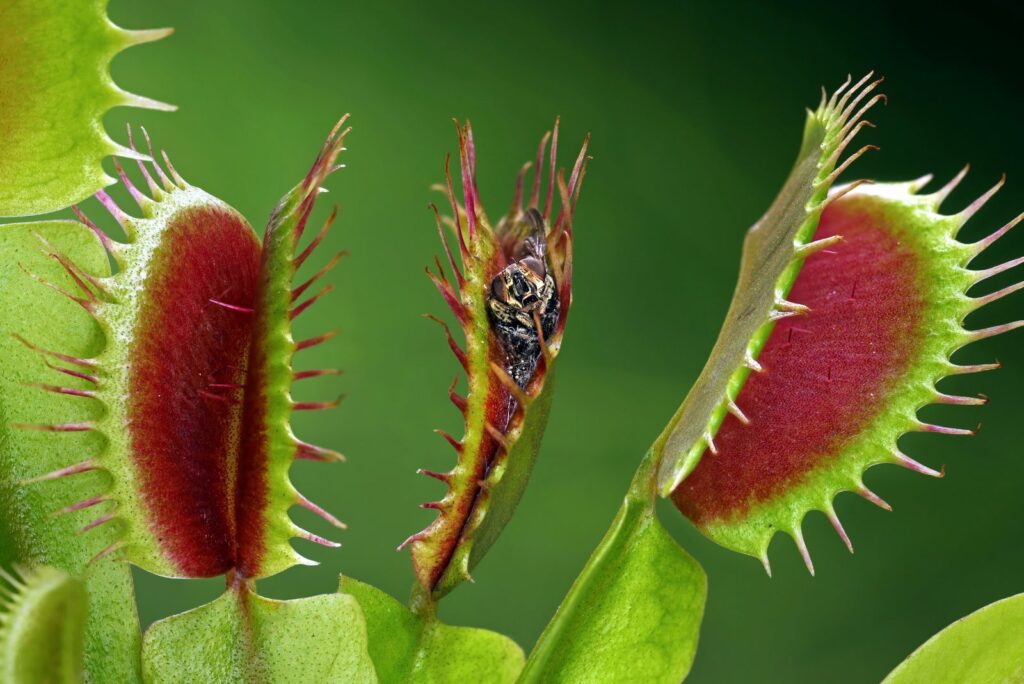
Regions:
[[884, 593, 1024, 684], [142, 586, 377, 684], [520, 453, 707, 683], [0, 220, 141, 681], [0, 0, 174, 217], [339, 577, 524, 683], [654, 73, 884, 495], [0, 565, 87, 684]]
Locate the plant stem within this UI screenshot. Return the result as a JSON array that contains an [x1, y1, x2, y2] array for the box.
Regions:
[[517, 448, 660, 682], [409, 580, 436, 621]]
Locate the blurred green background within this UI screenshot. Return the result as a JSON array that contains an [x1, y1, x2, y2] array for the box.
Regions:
[[93, 1, 1024, 681]]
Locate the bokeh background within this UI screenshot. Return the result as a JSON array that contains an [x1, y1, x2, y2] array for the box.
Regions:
[[93, 1, 1024, 681]]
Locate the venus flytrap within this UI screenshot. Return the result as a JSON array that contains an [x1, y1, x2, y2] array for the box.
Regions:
[[672, 172, 1024, 572], [0, 14, 1022, 679], [520, 74, 1024, 681], [114, 123, 377, 680], [337, 120, 589, 683], [519, 73, 889, 682], [401, 119, 587, 599], [11, 122, 346, 580], [1, 119, 375, 682]]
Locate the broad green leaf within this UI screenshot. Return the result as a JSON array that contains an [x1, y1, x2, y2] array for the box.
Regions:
[[0, 0, 174, 217], [404, 120, 589, 599], [142, 586, 377, 683], [884, 593, 1024, 684], [0, 565, 87, 684], [0, 220, 141, 681], [654, 73, 884, 495], [340, 577, 524, 683], [520, 454, 707, 683], [672, 176, 1022, 573]]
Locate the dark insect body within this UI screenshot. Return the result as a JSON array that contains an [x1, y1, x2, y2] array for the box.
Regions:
[[487, 209, 559, 390]]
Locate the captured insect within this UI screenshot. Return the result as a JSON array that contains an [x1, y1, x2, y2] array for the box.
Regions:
[[487, 208, 559, 390]]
